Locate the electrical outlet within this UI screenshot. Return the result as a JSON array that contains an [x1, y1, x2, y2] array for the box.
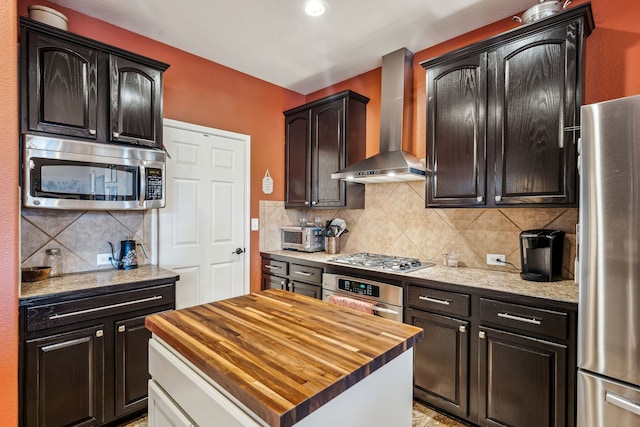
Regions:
[[486, 254, 506, 266], [96, 253, 112, 265]]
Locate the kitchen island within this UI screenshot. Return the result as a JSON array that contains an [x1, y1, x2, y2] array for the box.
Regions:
[[145, 288, 423, 427]]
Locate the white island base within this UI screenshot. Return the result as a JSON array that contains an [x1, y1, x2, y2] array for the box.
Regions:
[[148, 336, 414, 427]]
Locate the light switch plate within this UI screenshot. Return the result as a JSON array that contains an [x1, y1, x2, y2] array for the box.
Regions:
[[251, 218, 259, 231]]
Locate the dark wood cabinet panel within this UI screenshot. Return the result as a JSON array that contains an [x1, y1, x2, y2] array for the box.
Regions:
[[109, 55, 163, 148], [284, 90, 368, 209], [262, 273, 287, 291], [24, 325, 105, 427], [20, 281, 176, 427], [285, 110, 311, 207], [422, 4, 592, 208], [25, 31, 99, 139], [290, 281, 322, 299], [478, 326, 567, 427], [260, 255, 323, 300], [20, 17, 169, 149], [426, 53, 487, 206], [408, 308, 469, 418], [114, 315, 152, 416], [493, 24, 578, 205]]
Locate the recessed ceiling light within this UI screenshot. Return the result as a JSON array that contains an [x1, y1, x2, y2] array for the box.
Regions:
[[305, 0, 326, 17]]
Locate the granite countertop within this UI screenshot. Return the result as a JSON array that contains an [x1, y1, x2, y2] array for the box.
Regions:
[[261, 250, 579, 304], [146, 289, 423, 427], [19, 264, 180, 300]]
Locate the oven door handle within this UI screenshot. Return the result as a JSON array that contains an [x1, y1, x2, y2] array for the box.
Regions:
[[371, 306, 400, 316]]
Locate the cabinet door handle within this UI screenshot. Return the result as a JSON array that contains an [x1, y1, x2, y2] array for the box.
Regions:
[[477, 196, 484, 202], [479, 331, 485, 339], [89, 129, 96, 135], [293, 271, 312, 277], [311, 201, 317, 205], [264, 265, 281, 270], [96, 329, 104, 338], [497, 312, 541, 325], [459, 325, 466, 333], [606, 392, 640, 417], [118, 325, 126, 333], [304, 201, 310, 206], [49, 295, 163, 320], [495, 195, 502, 202], [371, 306, 399, 316], [419, 296, 451, 305]]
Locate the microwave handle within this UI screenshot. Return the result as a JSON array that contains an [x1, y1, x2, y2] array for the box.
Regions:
[[139, 163, 147, 207]]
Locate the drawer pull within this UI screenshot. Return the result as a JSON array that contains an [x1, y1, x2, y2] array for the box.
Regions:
[[49, 295, 163, 320], [293, 271, 312, 277], [497, 312, 541, 325], [372, 306, 399, 316], [606, 391, 640, 417], [264, 265, 281, 270], [419, 296, 451, 306]]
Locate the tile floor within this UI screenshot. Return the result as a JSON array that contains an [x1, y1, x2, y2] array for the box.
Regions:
[[118, 401, 469, 427]]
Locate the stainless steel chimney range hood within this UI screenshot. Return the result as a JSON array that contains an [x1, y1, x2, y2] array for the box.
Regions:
[[332, 48, 426, 184]]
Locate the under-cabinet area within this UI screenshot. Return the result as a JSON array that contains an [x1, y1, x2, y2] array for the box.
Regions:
[[18, 266, 178, 427]]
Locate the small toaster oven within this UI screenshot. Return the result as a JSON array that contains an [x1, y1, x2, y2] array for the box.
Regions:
[[280, 226, 324, 252]]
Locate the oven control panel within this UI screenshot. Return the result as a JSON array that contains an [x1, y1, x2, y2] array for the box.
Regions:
[[338, 279, 380, 298]]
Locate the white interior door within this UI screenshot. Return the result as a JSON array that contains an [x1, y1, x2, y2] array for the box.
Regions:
[[160, 119, 250, 308]]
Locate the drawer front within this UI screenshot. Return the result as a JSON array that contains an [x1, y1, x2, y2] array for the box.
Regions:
[[407, 285, 470, 317], [289, 263, 323, 285], [26, 284, 175, 333], [262, 274, 287, 291], [479, 298, 568, 340], [261, 259, 288, 276]]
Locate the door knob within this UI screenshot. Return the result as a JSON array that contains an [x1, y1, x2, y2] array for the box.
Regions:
[[232, 248, 245, 255]]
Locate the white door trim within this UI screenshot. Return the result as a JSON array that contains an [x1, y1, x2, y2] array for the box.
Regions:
[[159, 118, 251, 297]]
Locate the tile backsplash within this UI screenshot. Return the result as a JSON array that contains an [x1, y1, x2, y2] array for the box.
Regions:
[[21, 208, 152, 274], [260, 181, 577, 278]]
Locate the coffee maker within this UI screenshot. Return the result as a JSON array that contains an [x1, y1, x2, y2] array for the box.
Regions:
[[519, 229, 564, 281]]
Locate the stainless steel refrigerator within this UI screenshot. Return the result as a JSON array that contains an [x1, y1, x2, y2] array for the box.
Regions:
[[578, 94, 640, 426]]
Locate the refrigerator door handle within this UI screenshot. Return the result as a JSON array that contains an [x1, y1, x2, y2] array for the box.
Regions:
[[605, 391, 640, 417]]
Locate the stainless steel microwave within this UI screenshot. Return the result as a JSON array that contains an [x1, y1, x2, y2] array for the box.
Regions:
[[22, 134, 166, 210], [281, 226, 324, 252]]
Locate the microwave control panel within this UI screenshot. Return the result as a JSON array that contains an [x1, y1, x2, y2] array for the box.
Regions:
[[146, 168, 163, 200]]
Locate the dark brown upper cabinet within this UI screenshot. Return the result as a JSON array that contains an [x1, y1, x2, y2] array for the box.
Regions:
[[20, 17, 169, 149], [284, 90, 368, 209], [422, 4, 593, 208]]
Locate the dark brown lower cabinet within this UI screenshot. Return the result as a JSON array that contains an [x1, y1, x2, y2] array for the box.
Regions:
[[24, 325, 105, 427], [20, 282, 176, 427], [408, 309, 469, 418], [289, 281, 322, 299], [115, 315, 153, 416], [478, 327, 567, 427]]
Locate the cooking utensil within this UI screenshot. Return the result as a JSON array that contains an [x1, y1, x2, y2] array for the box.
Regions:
[[512, 0, 571, 24]]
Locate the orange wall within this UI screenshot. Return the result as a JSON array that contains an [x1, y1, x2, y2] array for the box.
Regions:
[[0, 0, 19, 425], [3, 0, 640, 424], [308, 0, 640, 161]]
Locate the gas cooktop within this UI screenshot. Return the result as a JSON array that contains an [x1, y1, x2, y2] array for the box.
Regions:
[[328, 253, 435, 273]]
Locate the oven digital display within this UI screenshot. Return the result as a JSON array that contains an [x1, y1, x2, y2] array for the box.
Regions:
[[337, 279, 380, 297]]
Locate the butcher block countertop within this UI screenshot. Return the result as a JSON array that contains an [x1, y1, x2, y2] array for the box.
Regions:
[[145, 288, 423, 427]]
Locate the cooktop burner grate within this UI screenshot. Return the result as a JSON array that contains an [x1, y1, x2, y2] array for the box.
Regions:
[[328, 253, 435, 273]]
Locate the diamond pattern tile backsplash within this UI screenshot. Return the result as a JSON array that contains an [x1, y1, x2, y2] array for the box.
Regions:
[[260, 181, 578, 278], [21, 208, 152, 274]]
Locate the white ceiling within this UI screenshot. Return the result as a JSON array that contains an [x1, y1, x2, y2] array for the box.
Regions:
[[51, 0, 534, 95]]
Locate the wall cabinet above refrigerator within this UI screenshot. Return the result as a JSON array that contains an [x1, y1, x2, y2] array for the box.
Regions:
[[421, 4, 593, 208]]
